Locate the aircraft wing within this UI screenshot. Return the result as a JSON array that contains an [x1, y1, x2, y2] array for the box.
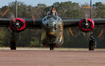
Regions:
[[63, 18, 79, 28], [92, 18, 105, 25], [63, 18, 105, 29], [0, 18, 10, 27], [0, 18, 42, 29], [24, 18, 42, 29]]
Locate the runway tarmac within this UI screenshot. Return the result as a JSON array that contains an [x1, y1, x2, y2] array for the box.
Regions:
[[0, 48, 105, 66]]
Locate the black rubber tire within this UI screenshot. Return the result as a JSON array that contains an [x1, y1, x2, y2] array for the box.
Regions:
[[89, 40, 94, 50], [50, 44, 54, 50], [10, 40, 16, 50]]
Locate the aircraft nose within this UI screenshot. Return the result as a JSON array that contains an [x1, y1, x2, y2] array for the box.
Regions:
[[47, 21, 56, 28], [47, 35, 56, 42], [46, 21, 57, 43]]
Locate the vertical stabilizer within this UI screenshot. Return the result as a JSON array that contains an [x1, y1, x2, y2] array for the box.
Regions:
[[15, 0, 17, 18]]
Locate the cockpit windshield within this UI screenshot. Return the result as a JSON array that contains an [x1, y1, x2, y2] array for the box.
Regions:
[[42, 15, 62, 26], [42, 15, 58, 21]]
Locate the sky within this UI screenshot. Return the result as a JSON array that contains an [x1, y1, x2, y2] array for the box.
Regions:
[[0, 0, 105, 8]]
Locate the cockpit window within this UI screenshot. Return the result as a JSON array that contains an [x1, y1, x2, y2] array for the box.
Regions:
[[43, 15, 58, 21], [54, 16, 57, 20], [48, 21, 54, 27]]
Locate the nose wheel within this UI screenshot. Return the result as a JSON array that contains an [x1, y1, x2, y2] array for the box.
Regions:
[[50, 44, 55, 50]]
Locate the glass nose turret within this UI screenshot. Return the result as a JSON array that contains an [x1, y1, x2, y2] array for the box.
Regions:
[[46, 20, 57, 43]]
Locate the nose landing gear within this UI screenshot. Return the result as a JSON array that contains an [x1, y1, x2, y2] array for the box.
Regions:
[[50, 44, 55, 50]]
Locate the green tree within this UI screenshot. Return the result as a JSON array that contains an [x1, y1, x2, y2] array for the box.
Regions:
[[97, 10, 105, 18], [93, 2, 105, 10], [37, 4, 46, 8]]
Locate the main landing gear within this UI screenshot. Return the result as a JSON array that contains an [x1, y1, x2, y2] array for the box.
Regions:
[[89, 34, 96, 50], [10, 39, 16, 50], [9, 31, 16, 50]]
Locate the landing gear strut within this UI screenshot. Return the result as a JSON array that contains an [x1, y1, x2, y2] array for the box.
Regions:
[[89, 34, 96, 50], [89, 39, 94, 50], [9, 31, 16, 50], [10, 39, 16, 50], [50, 44, 55, 50]]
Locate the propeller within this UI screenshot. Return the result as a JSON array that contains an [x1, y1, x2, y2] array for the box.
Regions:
[[69, 7, 92, 36], [83, 6, 103, 38], [1, 0, 37, 43], [83, 7, 92, 29], [1, 7, 17, 41], [2, 8, 15, 21]]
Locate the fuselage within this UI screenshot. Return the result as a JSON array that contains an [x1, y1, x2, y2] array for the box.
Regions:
[[41, 15, 64, 47]]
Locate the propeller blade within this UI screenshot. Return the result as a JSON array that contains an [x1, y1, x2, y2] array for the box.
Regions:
[[98, 30, 103, 38], [31, 15, 35, 25], [9, 13, 15, 20], [69, 28, 74, 36], [2, 9, 15, 20], [85, 14, 88, 23], [83, 6, 92, 29], [2, 9, 10, 17]]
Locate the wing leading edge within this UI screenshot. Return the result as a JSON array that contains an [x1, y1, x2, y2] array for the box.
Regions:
[[0, 18, 105, 29], [0, 18, 42, 29], [63, 18, 105, 29]]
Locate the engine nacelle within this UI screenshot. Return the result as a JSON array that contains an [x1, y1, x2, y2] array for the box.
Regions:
[[79, 18, 95, 32], [10, 18, 26, 32]]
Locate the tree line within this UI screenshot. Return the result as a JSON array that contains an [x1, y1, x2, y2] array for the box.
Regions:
[[0, 1, 105, 48]]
